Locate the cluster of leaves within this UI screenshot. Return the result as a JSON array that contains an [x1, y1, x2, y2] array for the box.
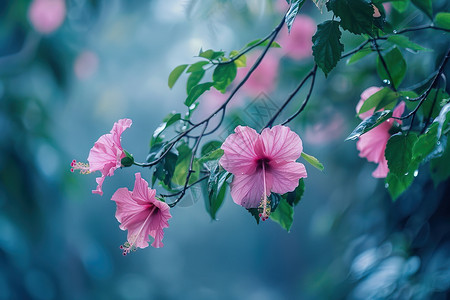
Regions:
[[288, 0, 450, 200], [168, 41, 280, 114], [307, 0, 449, 76], [126, 0, 449, 233]]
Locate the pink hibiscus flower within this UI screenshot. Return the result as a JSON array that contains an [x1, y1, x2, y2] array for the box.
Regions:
[[112, 173, 171, 255], [235, 51, 280, 97], [356, 87, 405, 178], [220, 125, 307, 220], [28, 0, 66, 34], [72, 118, 131, 195], [277, 15, 316, 60]]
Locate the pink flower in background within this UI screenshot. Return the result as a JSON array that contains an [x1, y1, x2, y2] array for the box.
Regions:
[[28, 0, 66, 34], [235, 51, 280, 97], [112, 173, 171, 254], [278, 15, 316, 60], [87, 118, 132, 195], [220, 125, 307, 220], [356, 87, 405, 178], [74, 51, 99, 80]]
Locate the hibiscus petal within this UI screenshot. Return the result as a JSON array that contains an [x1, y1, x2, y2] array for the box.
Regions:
[[92, 175, 106, 195], [131, 173, 152, 204], [88, 134, 117, 172], [220, 126, 259, 175], [269, 161, 307, 194], [260, 125, 303, 162], [372, 157, 389, 178], [357, 122, 391, 163], [230, 171, 271, 208], [111, 118, 132, 146]]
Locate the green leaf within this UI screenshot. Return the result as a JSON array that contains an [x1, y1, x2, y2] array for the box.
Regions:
[[312, 20, 344, 76], [436, 102, 450, 139], [327, 0, 374, 35], [270, 198, 294, 231], [172, 143, 199, 186], [186, 70, 205, 94], [213, 62, 237, 93], [386, 132, 418, 175], [184, 82, 214, 107], [229, 51, 247, 68], [151, 113, 181, 146], [434, 12, 450, 30], [387, 35, 431, 52], [301, 152, 324, 171], [201, 141, 222, 156], [411, 0, 432, 19], [430, 138, 450, 186], [205, 163, 229, 220], [385, 132, 418, 200], [187, 61, 210, 72], [244, 40, 281, 49], [147, 142, 167, 162], [168, 64, 188, 89], [347, 47, 373, 64], [285, 0, 306, 33], [198, 49, 225, 61], [284, 178, 305, 207], [358, 87, 398, 115], [312, 0, 329, 12], [376, 47, 407, 88], [153, 151, 178, 188], [346, 110, 393, 140], [198, 148, 224, 164], [386, 172, 415, 200], [421, 89, 449, 122], [391, 0, 410, 13], [412, 123, 438, 163]]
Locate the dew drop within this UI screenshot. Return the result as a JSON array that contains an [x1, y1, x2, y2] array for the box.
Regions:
[[383, 79, 391, 85], [437, 141, 441, 146], [393, 30, 398, 34], [405, 96, 410, 100], [404, 172, 409, 176], [414, 170, 419, 177], [385, 183, 389, 188]]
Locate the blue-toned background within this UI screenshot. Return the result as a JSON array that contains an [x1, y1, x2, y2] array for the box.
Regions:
[[1, 0, 449, 299]]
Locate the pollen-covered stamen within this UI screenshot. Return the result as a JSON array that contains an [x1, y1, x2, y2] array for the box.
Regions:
[[258, 163, 271, 221], [120, 241, 137, 256], [70, 160, 90, 174]]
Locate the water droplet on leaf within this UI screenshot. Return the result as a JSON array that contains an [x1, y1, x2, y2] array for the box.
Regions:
[[414, 170, 419, 177], [383, 79, 391, 85]]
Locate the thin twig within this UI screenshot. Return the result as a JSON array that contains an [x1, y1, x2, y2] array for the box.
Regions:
[[263, 65, 316, 129], [160, 175, 209, 198], [282, 64, 318, 126], [394, 48, 450, 121], [372, 38, 397, 92], [169, 122, 208, 207]]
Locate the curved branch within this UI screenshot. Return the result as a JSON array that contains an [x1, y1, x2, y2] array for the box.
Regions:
[[263, 65, 316, 129], [282, 64, 318, 126]]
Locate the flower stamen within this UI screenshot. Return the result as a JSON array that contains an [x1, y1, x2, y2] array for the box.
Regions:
[[258, 163, 271, 221], [70, 160, 90, 174]]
